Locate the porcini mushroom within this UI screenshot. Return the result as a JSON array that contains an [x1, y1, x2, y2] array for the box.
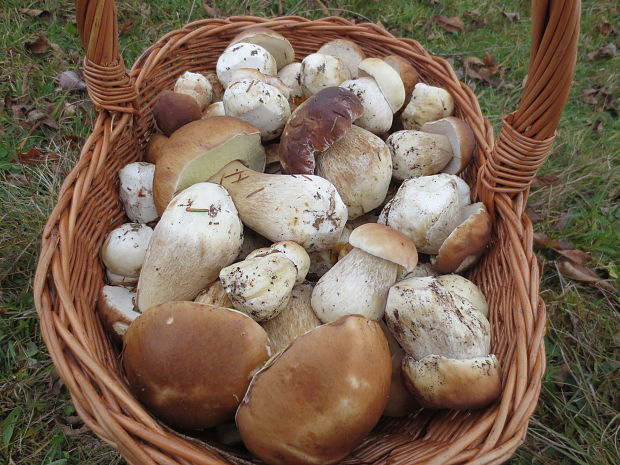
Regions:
[[277, 62, 302, 98], [401, 83, 454, 130], [358, 57, 406, 113], [101, 223, 153, 278], [260, 283, 321, 353], [236, 315, 391, 465], [137, 183, 243, 311], [152, 90, 202, 136], [219, 253, 297, 322], [145, 133, 168, 164], [384, 276, 491, 360], [279, 87, 364, 175], [202, 101, 225, 119], [383, 350, 419, 417], [421, 116, 476, 174], [106, 270, 138, 287], [194, 280, 232, 308], [435, 274, 489, 318], [402, 354, 501, 409], [311, 223, 417, 322], [315, 125, 392, 219], [340, 77, 393, 134], [223, 78, 291, 141], [246, 241, 310, 284], [228, 68, 290, 98], [300, 53, 351, 97], [210, 161, 348, 252], [216, 43, 277, 88], [123, 301, 271, 430], [318, 39, 366, 78], [379, 174, 471, 254], [118, 162, 159, 224], [383, 55, 419, 111], [97, 285, 140, 341], [152, 117, 265, 214], [386, 130, 453, 180], [432, 202, 492, 273], [230, 27, 295, 70], [174, 71, 213, 110]]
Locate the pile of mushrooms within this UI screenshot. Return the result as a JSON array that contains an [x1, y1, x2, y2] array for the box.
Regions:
[[96, 27, 500, 465]]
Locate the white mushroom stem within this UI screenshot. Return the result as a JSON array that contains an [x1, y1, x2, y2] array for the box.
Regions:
[[220, 253, 297, 322], [118, 162, 159, 224], [106, 269, 138, 287], [386, 131, 453, 180], [247, 241, 310, 284], [311, 248, 399, 323], [340, 77, 393, 135], [97, 285, 140, 340], [174, 71, 213, 110], [277, 62, 302, 98], [300, 53, 351, 97], [210, 161, 348, 252], [401, 83, 454, 130], [101, 223, 153, 278]]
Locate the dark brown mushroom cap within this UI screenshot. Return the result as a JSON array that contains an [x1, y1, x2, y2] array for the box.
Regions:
[[279, 87, 364, 174], [152, 90, 202, 137], [122, 301, 270, 430]]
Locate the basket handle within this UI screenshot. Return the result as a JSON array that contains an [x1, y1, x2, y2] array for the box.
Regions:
[[76, 0, 137, 113], [477, 0, 580, 212]]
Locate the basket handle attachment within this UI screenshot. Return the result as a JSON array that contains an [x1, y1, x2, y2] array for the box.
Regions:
[[76, 0, 137, 113], [477, 0, 580, 214]]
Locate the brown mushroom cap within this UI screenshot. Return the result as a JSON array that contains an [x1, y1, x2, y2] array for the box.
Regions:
[[279, 87, 364, 174], [152, 117, 265, 213], [122, 301, 271, 430], [421, 117, 476, 175], [383, 55, 419, 110], [349, 223, 418, 272], [145, 133, 169, 164], [433, 202, 491, 273], [152, 90, 202, 136], [384, 350, 419, 417], [236, 315, 391, 465], [402, 354, 501, 410]]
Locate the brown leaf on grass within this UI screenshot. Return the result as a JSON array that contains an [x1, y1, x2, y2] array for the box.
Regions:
[[555, 249, 593, 265], [433, 15, 464, 33], [502, 12, 520, 22], [119, 22, 134, 37], [580, 86, 618, 117], [58, 71, 86, 91], [202, 0, 221, 17], [463, 56, 485, 67], [11, 104, 34, 119], [553, 212, 571, 232], [16, 148, 60, 165], [531, 175, 561, 187], [463, 9, 487, 30], [18, 8, 52, 21], [25, 34, 51, 55], [315, 0, 330, 16], [533, 232, 551, 249], [526, 206, 543, 223], [483, 52, 496, 67], [587, 43, 617, 61], [557, 259, 616, 291], [596, 17, 616, 35]]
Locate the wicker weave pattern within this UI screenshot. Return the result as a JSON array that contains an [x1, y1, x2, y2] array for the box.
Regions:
[[34, 2, 580, 464]]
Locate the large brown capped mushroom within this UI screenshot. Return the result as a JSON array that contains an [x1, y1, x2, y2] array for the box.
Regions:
[[152, 90, 202, 136], [123, 301, 271, 430], [236, 315, 391, 465], [279, 87, 364, 175]]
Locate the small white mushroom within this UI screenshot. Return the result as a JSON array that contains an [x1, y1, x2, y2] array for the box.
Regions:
[[401, 83, 454, 130], [340, 77, 393, 135], [379, 174, 471, 254], [386, 130, 453, 180], [106, 270, 138, 288], [118, 162, 159, 224], [220, 253, 297, 322], [315, 125, 392, 219], [300, 53, 351, 97], [174, 71, 213, 111], [421, 117, 476, 175], [385, 276, 491, 360], [247, 241, 310, 284], [97, 285, 140, 341], [358, 58, 406, 113], [260, 283, 321, 353], [210, 161, 348, 252], [277, 62, 302, 98], [216, 43, 277, 88], [318, 39, 366, 78], [402, 354, 501, 409], [230, 27, 295, 70], [137, 183, 243, 311], [223, 79, 291, 141], [101, 223, 153, 278], [202, 101, 225, 119], [311, 223, 417, 322]]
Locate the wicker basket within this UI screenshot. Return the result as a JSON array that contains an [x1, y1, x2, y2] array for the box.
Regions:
[[34, 1, 580, 464]]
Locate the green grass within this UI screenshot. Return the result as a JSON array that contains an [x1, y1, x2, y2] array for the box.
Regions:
[[1, 0, 619, 464]]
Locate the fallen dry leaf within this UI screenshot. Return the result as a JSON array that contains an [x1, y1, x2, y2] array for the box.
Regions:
[[120, 22, 134, 37], [464, 9, 487, 30], [502, 11, 520, 22], [526, 205, 543, 223], [16, 148, 60, 165], [25, 34, 51, 55], [587, 43, 617, 61], [433, 15, 464, 33], [58, 71, 86, 91], [531, 175, 561, 187], [555, 249, 593, 265], [553, 212, 571, 232], [202, 0, 221, 17], [18, 8, 52, 20], [580, 86, 618, 117], [483, 52, 496, 67], [463, 56, 485, 67], [557, 259, 615, 292], [533, 232, 551, 249], [596, 17, 616, 35]]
